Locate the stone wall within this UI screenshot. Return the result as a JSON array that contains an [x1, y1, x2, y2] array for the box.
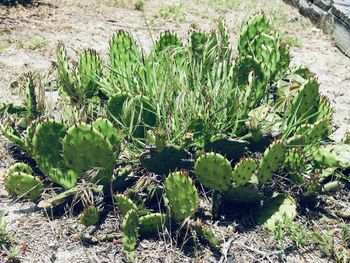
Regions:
[[284, 0, 350, 56]]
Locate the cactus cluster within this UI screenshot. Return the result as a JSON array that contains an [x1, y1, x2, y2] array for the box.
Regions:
[[1, 13, 346, 259]]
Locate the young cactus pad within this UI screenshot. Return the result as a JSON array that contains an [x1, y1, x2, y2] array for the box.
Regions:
[[115, 194, 138, 218], [254, 194, 297, 231], [139, 213, 168, 237], [232, 158, 257, 186], [62, 123, 115, 186], [8, 162, 33, 175], [314, 144, 350, 169], [122, 209, 139, 253], [194, 152, 232, 191], [5, 172, 44, 201], [257, 140, 285, 184], [92, 118, 121, 155], [33, 120, 77, 189], [164, 171, 199, 222], [80, 206, 100, 227]]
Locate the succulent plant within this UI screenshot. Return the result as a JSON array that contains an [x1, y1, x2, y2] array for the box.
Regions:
[[80, 206, 100, 227], [254, 194, 297, 231], [5, 171, 44, 201], [223, 184, 263, 204], [115, 194, 138, 218], [62, 122, 115, 186], [192, 220, 221, 248], [195, 152, 232, 192], [257, 140, 285, 184], [139, 213, 168, 237], [92, 118, 121, 155], [7, 162, 33, 175], [122, 209, 139, 255], [232, 158, 257, 187], [314, 144, 350, 169], [164, 171, 199, 222], [33, 120, 77, 189]]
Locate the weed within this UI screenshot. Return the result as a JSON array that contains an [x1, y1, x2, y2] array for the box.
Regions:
[[0, 43, 11, 54], [153, 3, 185, 26], [28, 37, 49, 50], [0, 213, 12, 248], [134, 0, 144, 11]]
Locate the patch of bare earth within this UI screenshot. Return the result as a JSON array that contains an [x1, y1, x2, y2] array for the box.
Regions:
[[0, 0, 349, 262]]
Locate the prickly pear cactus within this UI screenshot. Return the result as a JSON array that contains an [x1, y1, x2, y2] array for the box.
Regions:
[[205, 135, 249, 162], [254, 194, 297, 231], [139, 213, 168, 237], [77, 49, 102, 99], [154, 31, 181, 54], [140, 144, 188, 175], [164, 171, 199, 222], [195, 152, 232, 191], [122, 209, 139, 255], [288, 78, 319, 123], [257, 140, 285, 184], [56, 43, 76, 102], [62, 123, 115, 186], [295, 118, 330, 145], [314, 144, 350, 169], [92, 118, 121, 155], [223, 184, 263, 204], [5, 172, 44, 201], [25, 74, 41, 120], [8, 162, 33, 175], [80, 206, 100, 227], [109, 31, 141, 79], [232, 158, 257, 186], [115, 194, 138, 218], [192, 220, 221, 248], [0, 123, 25, 148], [33, 120, 77, 189]]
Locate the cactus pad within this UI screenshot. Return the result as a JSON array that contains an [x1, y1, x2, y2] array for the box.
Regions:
[[122, 209, 139, 253], [257, 140, 285, 184], [223, 184, 263, 204], [33, 120, 77, 189], [195, 152, 232, 191], [92, 118, 121, 154], [80, 206, 100, 227], [232, 158, 257, 186], [164, 171, 199, 222], [5, 172, 44, 201], [140, 144, 188, 175], [62, 123, 115, 186], [115, 194, 138, 217], [154, 31, 181, 54], [192, 220, 221, 248], [8, 163, 33, 175], [314, 144, 350, 169], [254, 194, 297, 231], [139, 213, 168, 237]]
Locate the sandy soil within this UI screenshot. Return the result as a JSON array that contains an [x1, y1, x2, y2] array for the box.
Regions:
[[0, 0, 349, 262]]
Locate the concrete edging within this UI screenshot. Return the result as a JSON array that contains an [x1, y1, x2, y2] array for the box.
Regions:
[[284, 0, 350, 56]]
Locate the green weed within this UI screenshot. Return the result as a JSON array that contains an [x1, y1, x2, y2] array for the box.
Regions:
[[153, 3, 186, 26], [28, 37, 49, 50], [134, 0, 144, 11]]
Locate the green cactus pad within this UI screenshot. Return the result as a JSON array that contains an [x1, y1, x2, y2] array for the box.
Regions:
[[62, 123, 114, 186], [164, 171, 199, 222], [205, 135, 249, 162], [257, 140, 285, 184], [140, 144, 188, 175], [0, 124, 25, 148], [314, 144, 350, 169], [77, 49, 102, 99], [295, 119, 329, 144], [33, 120, 77, 189], [115, 194, 138, 218], [192, 220, 221, 248], [154, 31, 181, 54], [232, 158, 257, 186], [254, 194, 297, 231], [139, 213, 168, 237], [122, 209, 139, 253], [223, 184, 263, 204], [5, 172, 44, 201], [92, 118, 121, 154], [195, 152, 232, 191], [25, 75, 40, 120], [80, 206, 100, 227], [8, 163, 33, 175], [288, 78, 319, 122]]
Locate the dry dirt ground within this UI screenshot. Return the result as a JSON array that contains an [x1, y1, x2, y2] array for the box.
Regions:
[[0, 0, 349, 262]]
